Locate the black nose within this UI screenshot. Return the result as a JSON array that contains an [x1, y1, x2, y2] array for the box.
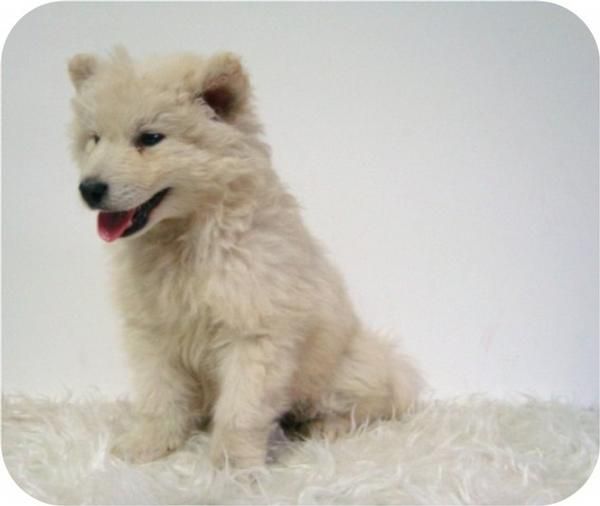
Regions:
[[79, 179, 108, 208]]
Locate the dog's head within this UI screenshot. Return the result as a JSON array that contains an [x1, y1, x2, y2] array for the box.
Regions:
[[68, 48, 269, 242]]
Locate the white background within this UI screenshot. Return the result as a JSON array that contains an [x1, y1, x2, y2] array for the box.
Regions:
[[2, 2, 598, 406]]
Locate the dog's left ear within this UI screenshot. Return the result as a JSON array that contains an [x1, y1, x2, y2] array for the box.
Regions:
[[200, 52, 250, 121]]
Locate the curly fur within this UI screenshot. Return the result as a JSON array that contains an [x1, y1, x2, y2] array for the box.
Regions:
[[2, 393, 597, 504], [67, 48, 422, 468]]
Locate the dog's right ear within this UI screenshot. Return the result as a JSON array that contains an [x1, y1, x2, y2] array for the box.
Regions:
[[68, 54, 99, 92]]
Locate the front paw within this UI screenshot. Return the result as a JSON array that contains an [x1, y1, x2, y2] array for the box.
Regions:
[[111, 418, 187, 464], [209, 430, 267, 469]]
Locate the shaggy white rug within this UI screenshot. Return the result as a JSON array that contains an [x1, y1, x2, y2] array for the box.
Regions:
[[2, 393, 597, 505]]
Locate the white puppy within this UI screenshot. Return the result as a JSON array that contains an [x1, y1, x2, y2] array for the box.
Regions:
[[68, 48, 422, 467]]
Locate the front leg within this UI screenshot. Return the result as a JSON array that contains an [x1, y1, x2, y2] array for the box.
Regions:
[[210, 333, 296, 468], [111, 331, 199, 463]]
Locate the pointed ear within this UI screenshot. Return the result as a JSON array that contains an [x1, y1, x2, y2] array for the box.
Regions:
[[68, 53, 99, 91], [200, 52, 250, 121]]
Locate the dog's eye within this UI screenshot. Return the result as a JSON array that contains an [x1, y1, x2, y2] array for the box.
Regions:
[[92, 134, 100, 144], [136, 132, 165, 148]]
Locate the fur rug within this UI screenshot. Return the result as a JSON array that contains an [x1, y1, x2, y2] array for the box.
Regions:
[[2, 393, 597, 505]]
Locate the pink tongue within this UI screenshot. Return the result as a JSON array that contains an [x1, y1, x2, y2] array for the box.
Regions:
[[97, 210, 135, 242]]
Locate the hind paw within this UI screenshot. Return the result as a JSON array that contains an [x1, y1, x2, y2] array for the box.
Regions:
[[308, 414, 353, 440]]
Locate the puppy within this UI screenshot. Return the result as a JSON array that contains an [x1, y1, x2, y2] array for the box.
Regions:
[[68, 48, 422, 467]]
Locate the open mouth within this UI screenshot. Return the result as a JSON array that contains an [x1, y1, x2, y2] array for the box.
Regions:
[[97, 188, 170, 242]]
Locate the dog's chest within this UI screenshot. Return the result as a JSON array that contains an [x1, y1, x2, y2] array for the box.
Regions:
[[114, 242, 222, 347]]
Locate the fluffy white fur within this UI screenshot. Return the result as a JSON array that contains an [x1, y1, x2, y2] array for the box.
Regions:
[[3, 393, 597, 504], [67, 48, 422, 468]]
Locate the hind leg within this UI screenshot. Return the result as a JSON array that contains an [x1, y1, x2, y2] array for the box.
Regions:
[[308, 331, 422, 440]]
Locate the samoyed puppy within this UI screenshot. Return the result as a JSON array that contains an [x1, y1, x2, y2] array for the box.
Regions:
[[68, 48, 422, 467]]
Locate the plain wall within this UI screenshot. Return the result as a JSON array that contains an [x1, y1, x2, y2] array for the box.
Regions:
[[2, 2, 598, 405]]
